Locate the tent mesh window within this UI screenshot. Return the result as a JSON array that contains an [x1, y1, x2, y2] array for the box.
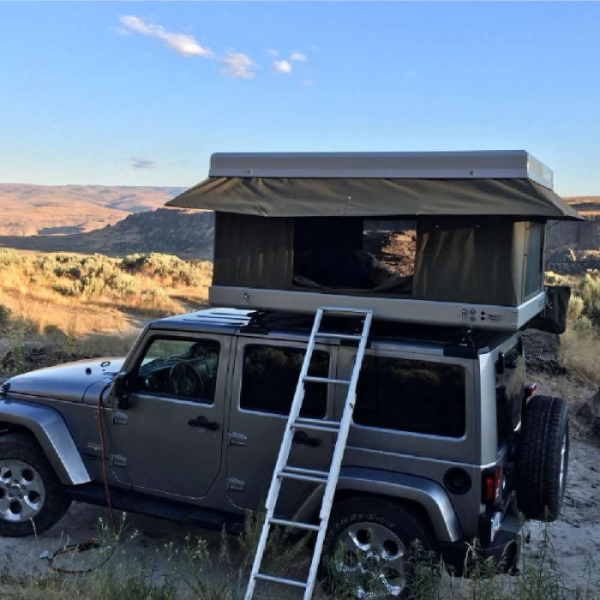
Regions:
[[293, 217, 416, 296]]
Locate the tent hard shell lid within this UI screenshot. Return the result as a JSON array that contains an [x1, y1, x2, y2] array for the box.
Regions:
[[167, 151, 582, 331], [167, 151, 582, 221]]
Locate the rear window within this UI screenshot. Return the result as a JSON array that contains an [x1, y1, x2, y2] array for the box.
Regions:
[[353, 356, 466, 438], [240, 345, 329, 418]]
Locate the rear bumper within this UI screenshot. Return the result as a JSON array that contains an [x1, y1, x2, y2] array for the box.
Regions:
[[438, 512, 521, 576]]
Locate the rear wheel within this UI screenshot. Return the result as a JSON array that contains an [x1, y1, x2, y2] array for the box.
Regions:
[[0, 433, 71, 537], [515, 395, 570, 521], [322, 497, 437, 599]]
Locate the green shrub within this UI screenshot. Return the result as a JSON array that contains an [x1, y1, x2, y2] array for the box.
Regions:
[[573, 315, 594, 334], [0, 304, 11, 328], [545, 270, 567, 286], [567, 295, 585, 322], [120, 253, 211, 286], [579, 273, 600, 325], [0, 249, 21, 267]]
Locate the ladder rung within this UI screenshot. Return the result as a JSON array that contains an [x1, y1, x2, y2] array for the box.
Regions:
[[269, 518, 320, 532], [292, 420, 340, 433], [296, 417, 341, 427], [279, 467, 328, 484], [303, 376, 350, 385], [319, 307, 373, 315], [254, 573, 307, 588], [315, 332, 362, 341]]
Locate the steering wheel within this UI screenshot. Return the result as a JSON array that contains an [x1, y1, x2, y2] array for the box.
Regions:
[[169, 361, 205, 398]]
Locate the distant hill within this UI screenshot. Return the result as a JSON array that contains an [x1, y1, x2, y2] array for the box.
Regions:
[[0, 209, 214, 260], [0, 184, 186, 236], [0, 185, 597, 268]]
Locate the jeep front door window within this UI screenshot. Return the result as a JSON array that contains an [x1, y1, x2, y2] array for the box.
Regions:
[[136, 338, 220, 403], [112, 333, 230, 499]]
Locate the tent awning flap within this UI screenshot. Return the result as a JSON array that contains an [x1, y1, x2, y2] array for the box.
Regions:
[[167, 177, 583, 221]]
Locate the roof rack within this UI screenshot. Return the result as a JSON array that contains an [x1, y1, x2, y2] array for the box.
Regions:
[[238, 308, 503, 355]]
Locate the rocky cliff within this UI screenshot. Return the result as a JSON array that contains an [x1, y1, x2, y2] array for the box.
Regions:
[[546, 197, 600, 273]]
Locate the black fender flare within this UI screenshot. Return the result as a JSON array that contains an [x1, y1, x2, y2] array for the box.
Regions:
[[0, 399, 91, 486], [293, 466, 463, 543]]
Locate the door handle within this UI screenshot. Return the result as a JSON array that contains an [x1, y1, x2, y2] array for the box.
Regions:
[[188, 416, 219, 431], [293, 431, 320, 448]]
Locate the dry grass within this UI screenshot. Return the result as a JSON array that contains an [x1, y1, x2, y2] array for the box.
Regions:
[[560, 327, 600, 385], [0, 249, 212, 342], [0, 517, 598, 600], [545, 270, 600, 385]]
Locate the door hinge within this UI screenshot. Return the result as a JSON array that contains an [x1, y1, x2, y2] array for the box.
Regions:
[[113, 411, 128, 425], [227, 432, 247, 446], [110, 454, 127, 467], [227, 477, 245, 491]]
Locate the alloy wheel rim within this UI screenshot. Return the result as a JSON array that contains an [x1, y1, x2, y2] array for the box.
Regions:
[[335, 522, 406, 598], [0, 460, 45, 523]]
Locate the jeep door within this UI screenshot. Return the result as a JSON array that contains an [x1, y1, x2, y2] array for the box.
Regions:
[[226, 338, 336, 515], [112, 330, 231, 499]]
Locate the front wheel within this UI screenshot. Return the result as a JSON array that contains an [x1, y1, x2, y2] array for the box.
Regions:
[[0, 433, 71, 537], [322, 497, 437, 599]]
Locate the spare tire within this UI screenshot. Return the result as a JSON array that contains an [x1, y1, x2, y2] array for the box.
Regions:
[[515, 395, 569, 521]]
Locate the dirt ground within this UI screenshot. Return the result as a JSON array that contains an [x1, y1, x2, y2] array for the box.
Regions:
[[0, 436, 597, 591]]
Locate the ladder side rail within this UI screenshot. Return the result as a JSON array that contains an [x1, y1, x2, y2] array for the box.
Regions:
[[264, 307, 325, 512], [303, 309, 373, 600], [245, 309, 325, 600]]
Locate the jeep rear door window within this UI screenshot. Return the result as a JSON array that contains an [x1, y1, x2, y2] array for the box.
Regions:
[[354, 356, 466, 437], [135, 338, 220, 404], [240, 345, 329, 418]]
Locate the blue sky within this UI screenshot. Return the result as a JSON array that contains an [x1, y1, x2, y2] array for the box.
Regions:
[[1, 1, 599, 195]]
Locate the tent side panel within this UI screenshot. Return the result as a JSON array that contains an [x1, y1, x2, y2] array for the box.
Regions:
[[213, 213, 294, 289], [413, 219, 520, 306]]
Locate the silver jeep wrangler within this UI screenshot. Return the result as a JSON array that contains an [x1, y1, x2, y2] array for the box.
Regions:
[[0, 308, 569, 596]]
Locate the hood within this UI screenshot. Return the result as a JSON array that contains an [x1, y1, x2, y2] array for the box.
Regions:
[[4, 357, 126, 403]]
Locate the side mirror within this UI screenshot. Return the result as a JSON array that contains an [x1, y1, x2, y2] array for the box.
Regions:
[[114, 372, 133, 410]]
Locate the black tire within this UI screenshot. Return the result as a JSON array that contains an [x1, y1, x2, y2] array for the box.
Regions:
[[0, 433, 71, 537], [322, 497, 437, 599], [515, 395, 570, 522]]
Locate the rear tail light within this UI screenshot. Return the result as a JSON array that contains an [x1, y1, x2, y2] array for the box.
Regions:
[[483, 466, 503, 505], [522, 382, 537, 414]]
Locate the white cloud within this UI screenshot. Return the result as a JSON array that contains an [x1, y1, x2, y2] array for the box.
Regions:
[[273, 60, 292, 73], [267, 48, 279, 57], [118, 15, 213, 57], [220, 52, 257, 79], [290, 52, 307, 62]]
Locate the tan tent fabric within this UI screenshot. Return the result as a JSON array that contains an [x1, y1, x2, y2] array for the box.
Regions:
[[213, 213, 294, 289], [167, 176, 583, 220], [413, 220, 530, 306]]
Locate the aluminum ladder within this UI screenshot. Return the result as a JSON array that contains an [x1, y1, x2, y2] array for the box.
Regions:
[[245, 307, 374, 600]]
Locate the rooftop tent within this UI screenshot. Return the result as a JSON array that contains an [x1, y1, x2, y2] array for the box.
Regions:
[[167, 152, 583, 331]]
